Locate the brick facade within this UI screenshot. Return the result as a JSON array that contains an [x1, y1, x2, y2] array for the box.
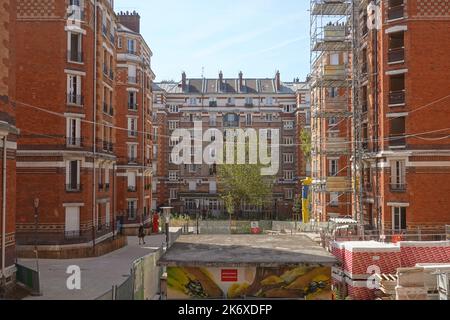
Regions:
[[0, 0, 18, 283]]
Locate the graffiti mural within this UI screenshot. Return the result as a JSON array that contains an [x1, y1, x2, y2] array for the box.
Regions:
[[167, 265, 332, 300]]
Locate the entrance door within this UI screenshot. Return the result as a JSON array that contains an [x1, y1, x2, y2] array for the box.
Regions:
[[65, 207, 80, 237]]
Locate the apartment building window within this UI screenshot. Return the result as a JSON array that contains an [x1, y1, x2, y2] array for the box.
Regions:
[[127, 200, 137, 220], [127, 171, 137, 192], [170, 189, 178, 200], [169, 136, 179, 147], [223, 113, 239, 128], [66, 118, 81, 147], [169, 121, 179, 130], [65, 206, 80, 238], [329, 159, 338, 176], [283, 170, 294, 181], [283, 105, 295, 113], [117, 36, 122, 48], [265, 97, 274, 105], [66, 160, 81, 192], [169, 171, 179, 181], [169, 105, 179, 113], [283, 153, 294, 164], [330, 53, 339, 65], [328, 117, 338, 127], [329, 87, 339, 98], [284, 120, 294, 130], [245, 114, 253, 126], [388, 0, 404, 21], [189, 97, 197, 106], [128, 117, 138, 138], [245, 97, 253, 106], [227, 97, 235, 105], [128, 144, 138, 163], [391, 160, 406, 191], [285, 189, 294, 200], [388, 32, 405, 63], [390, 116, 406, 147], [128, 91, 137, 110], [67, 74, 83, 105], [389, 74, 405, 105], [209, 113, 217, 126], [283, 137, 294, 146], [128, 65, 137, 84], [209, 98, 218, 107], [330, 193, 339, 207], [127, 39, 136, 54], [392, 206, 407, 231], [68, 32, 83, 63]]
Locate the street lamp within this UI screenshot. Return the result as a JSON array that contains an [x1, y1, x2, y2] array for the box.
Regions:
[[195, 199, 200, 235], [33, 198, 41, 296], [161, 207, 172, 248]]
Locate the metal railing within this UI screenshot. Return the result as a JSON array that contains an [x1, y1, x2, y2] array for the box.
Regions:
[[128, 186, 137, 192], [389, 47, 405, 63], [388, 4, 404, 20], [67, 94, 84, 106], [390, 183, 407, 192], [66, 184, 82, 192], [66, 137, 83, 147], [389, 90, 406, 105], [67, 51, 83, 63]]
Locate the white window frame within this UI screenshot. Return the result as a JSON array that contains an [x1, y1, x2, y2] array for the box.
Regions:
[[169, 171, 179, 181], [283, 153, 294, 164]]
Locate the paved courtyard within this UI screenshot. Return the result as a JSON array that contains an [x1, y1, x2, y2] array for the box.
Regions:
[[18, 235, 166, 300]]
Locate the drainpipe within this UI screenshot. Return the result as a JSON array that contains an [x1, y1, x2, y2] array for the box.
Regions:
[[1, 136, 7, 282], [142, 57, 146, 225], [92, 0, 98, 249]]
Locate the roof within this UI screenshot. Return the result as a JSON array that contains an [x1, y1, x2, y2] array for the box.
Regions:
[[154, 78, 308, 95], [158, 234, 337, 267]]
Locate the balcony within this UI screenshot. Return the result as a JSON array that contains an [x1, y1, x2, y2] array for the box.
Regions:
[[388, 47, 405, 63], [66, 137, 83, 148], [66, 184, 82, 193], [68, 51, 83, 63], [388, 4, 404, 21], [128, 76, 137, 84], [67, 94, 84, 106], [128, 157, 137, 164], [389, 90, 405, 105], [128, 102, 138, 111], [128, 186, 137, 192], [390, 183, 407, 192]]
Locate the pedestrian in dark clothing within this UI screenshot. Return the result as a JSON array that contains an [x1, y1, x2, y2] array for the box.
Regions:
[[138, 224, 146, 245]]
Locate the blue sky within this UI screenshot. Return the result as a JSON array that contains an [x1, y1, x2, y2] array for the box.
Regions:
[[115, 0, 310, 82]]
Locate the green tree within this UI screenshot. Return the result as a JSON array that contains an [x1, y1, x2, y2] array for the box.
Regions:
[[300, 129, 312, 160]]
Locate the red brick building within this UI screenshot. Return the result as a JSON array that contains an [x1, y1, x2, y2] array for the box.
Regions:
[[358, 0, 450, 232], [15, 0, 118, 247], [115, 11, 155, 230], [0, 0, 19, 286]]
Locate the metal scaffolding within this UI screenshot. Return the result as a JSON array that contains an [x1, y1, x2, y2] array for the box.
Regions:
[[309, 0, 362, 223]]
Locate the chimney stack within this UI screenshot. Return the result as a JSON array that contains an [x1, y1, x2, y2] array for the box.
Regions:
[[275, 70, 281, 91], [238, 71, 243, 90], [182, 71, 187, 91], [118, 10, 141, 33], [219, 71, 223, 91]]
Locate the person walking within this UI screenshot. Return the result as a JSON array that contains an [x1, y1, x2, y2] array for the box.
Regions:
[[138, 224, 146, 245]]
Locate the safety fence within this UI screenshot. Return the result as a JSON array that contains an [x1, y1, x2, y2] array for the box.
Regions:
[[15, 264, 40, 296]]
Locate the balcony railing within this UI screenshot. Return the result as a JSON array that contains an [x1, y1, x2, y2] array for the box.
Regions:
[[390, 183, 407, 192], [388, 4, 404, 20], [389, 90, 405, 105], [128, 102, 138, 110], [128, 186, 137, 192], [66, 184, 82, 192], [68, 51, 83, 63], [389, 135, 406, 147], [67, 94, 84, 106], [388, 47, 405, 63], [66, 137, 83, 147], [244, 102, 254, 107]]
